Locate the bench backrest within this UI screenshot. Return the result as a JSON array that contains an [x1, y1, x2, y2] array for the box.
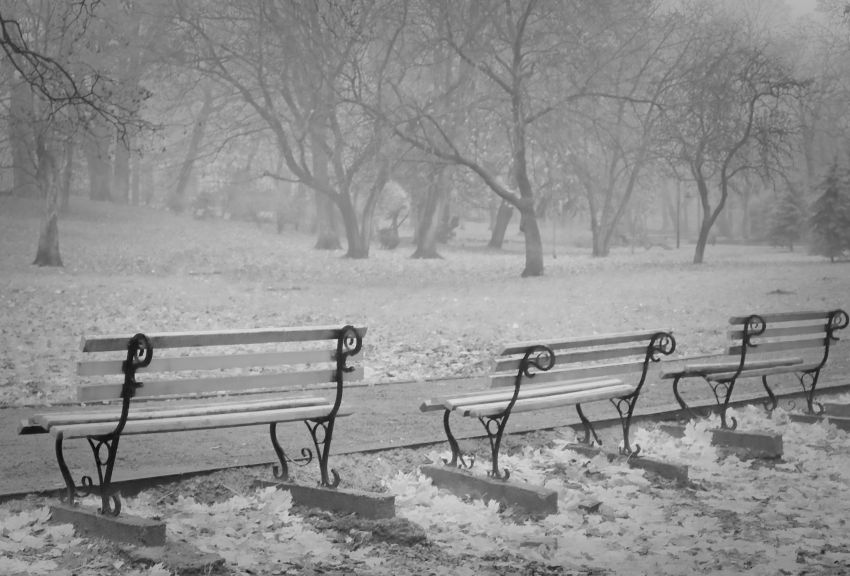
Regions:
[[726, 310, 847, 363], [490, 329, 675, 389], [76, 325, 366, 402]]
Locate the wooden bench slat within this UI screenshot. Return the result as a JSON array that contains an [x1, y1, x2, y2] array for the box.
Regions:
[[499, 329, 670, 356], [489, 361, 646, 388], [77, 349, 336, 376], [660, 357, 802, 379], [728, 311, 831, 324], [27, 396, 329, 431], [494, 344, 651, 373], [77, 366, 364, 402], [51, 404, 353, 438], [462, 384, 637, 418], [418, 376, 624, 412], [727, 336, 826, 356], [705, 361, 824, 382], [727, 324, 826, 340], [80, 325, 368, 352], [441, 377, 625, 411]]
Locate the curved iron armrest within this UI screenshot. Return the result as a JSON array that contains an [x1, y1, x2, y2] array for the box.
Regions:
[[56, 333, 153, 517]]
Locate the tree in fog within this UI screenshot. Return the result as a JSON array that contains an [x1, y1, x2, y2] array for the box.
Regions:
[[382, 0, 574, 276], [767, 186, 807, 250], [0, 2, 146, 266], [175, 0, 403, 258], [809, 160, 850, 261], [558, 2, 687, 257], [659, 7, 803, 264]]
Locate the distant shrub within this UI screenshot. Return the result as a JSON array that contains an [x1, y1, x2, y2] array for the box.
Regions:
[[809, 162, 850, 262], [767, 188, 807, 251]]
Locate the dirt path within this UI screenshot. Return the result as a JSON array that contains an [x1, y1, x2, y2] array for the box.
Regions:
[[4, 375, 847, 498]]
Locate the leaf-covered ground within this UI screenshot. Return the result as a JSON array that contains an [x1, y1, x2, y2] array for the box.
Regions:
[[1, 196, 849, 408], [2, 399, 850, 575], [2, 196, 850, 574]]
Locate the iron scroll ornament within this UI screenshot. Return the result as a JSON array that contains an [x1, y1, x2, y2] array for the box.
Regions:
[[481, 344, 555, 480], [607, 331, 676, 457], [268, 325, 362, 488], [56, 333, 153, 516], [708, 314, 765, 431], [799, 308, 849, 415]]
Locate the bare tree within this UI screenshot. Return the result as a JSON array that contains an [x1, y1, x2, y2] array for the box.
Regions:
[[174, 0, 403, 258], [659, 10, 803, 264], [0, 2, 147, 266]]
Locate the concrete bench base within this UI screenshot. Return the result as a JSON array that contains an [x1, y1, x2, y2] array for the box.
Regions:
[[824, 403, 850, 419], [255, 480, 395, 519], [50, 503, 166, 546], [562, 443, 689, 485], [627, 455, 689, 485], [659, 424, 783, 459], [120, 541, 225, 574], [420, 464, 558, 516], [789, 413, 850, 432]]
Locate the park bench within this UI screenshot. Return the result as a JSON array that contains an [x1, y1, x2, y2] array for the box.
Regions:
[[18, 324, 365, 517], [661, 310, 848, 430], [420, 330, 676, 479]]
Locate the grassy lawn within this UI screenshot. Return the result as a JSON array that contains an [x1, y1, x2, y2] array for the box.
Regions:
[[1, 195, 849, 407]]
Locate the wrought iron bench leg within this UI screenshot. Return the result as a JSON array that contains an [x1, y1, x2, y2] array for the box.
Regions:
[[478, 413, 511, 480], [269, 422, 314, 482], [709, 379, 738, 430], [442, 409, 473, 469], [673, 376, 711, 422], [55, 430, 123, 516], [306, 417, 340, 488], [761, 376, 778, 414], [798, 369, 824, 416], [611, 395, 641, 457], [575, 403, 601, 446]]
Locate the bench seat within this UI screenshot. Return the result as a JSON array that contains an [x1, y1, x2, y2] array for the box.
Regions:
[[50, 404, 353, 439], [460, 382, 635, 418], [666, 310, 847, 429], [422, 330, 675, 479], [19, 395, 330, 434], [20, 324, 365, 517]]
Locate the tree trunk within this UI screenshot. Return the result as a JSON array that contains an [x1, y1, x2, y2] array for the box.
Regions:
[[591, 225, 609, 257], [113, 132, 131, 204], [488, 200, 513, 248], [140, 157, 154, 205], [130, 152, 141, 206], [412, 167, 444, 259], [170, 87, 213, 212], [33, 134, 63, 267], [10, 80, 38, 198], [59, 138, 74, 213], [315, 193, 342, 250], [357, 156, 390, 254], [85, 122, 112, 201], [520, 205, 544, 277], [339, 193, 368, 258]]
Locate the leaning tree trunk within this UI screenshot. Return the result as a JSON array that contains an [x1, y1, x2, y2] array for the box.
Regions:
[[338, 193, 368, 259], [59, 138, 74, 213], [10, 79, 38, 198], [84, 123, 112, 202], [520, 205, 544, 277], [33, 134, 63, 267], [488, 200, 513, 249], [412, 168, 445, 259], [170, 87, 213, 212], [113, 132, 131, 204], [357, 156, 390, 254]]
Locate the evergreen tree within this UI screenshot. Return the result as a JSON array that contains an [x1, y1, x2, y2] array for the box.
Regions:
[[768, 188, 807, 251], [809, 162, 850, 262]]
